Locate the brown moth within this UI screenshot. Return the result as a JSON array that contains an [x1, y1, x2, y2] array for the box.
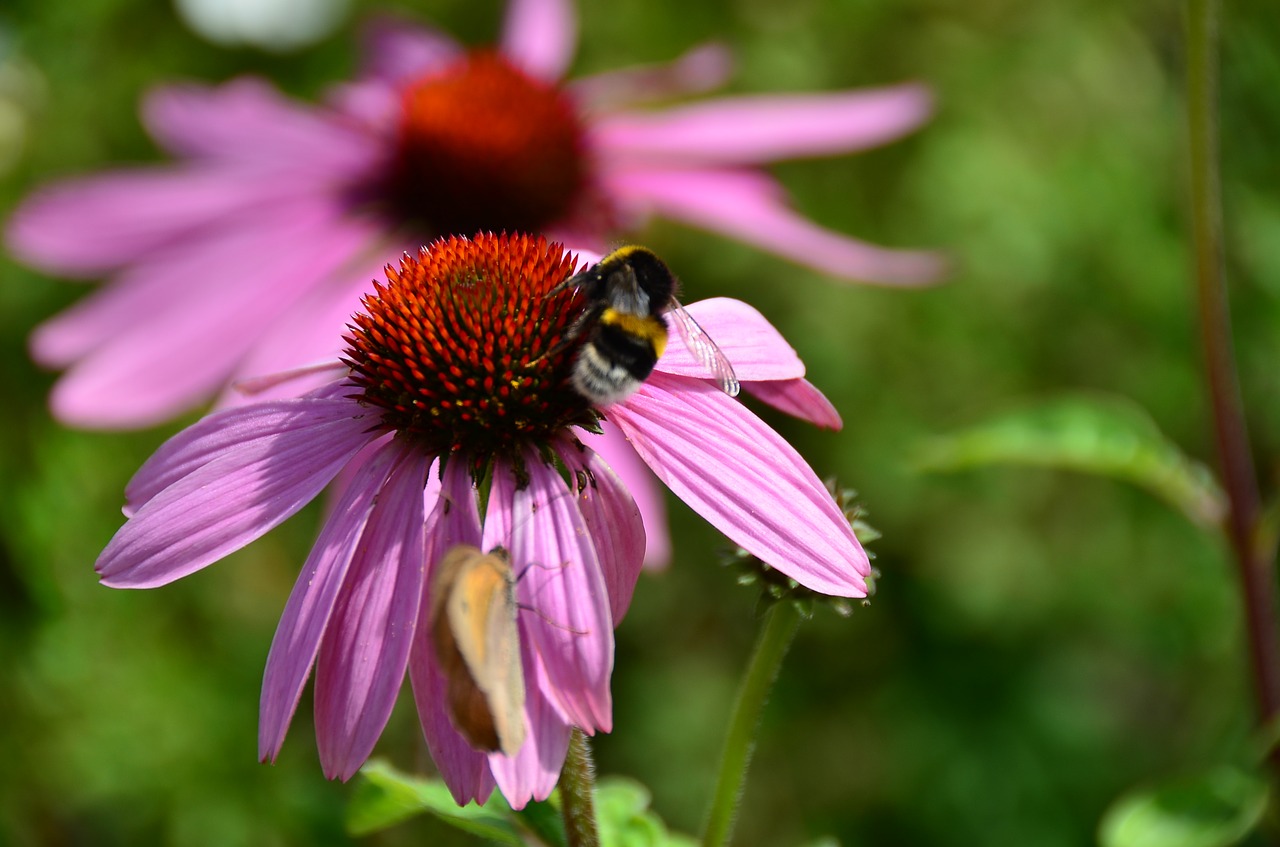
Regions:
[[430, 544, 527, 756]]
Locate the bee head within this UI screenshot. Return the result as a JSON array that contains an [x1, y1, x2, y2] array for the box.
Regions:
[[600, 246, 677, 316]]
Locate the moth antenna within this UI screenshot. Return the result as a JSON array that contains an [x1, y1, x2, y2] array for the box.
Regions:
[[515, 601, 589, 636]]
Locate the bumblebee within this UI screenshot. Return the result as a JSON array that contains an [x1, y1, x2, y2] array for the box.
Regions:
[[552, 246, 740, 406]]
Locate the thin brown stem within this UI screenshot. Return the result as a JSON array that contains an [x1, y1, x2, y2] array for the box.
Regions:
[[1186, 0, 1280, 739]]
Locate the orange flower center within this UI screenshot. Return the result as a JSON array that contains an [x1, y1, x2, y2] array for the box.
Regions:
[[386, 51, 590, 237], [344, 234, 597, 462]]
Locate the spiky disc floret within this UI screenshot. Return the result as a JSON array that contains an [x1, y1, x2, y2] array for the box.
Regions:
[[387, 51, 590, 237], [344, 233, 597, 463]]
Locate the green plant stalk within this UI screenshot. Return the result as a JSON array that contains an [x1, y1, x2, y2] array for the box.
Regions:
[[1186, 0, 1280, 735], [701, 601, 804, 847], [560, 728, 600, 847]]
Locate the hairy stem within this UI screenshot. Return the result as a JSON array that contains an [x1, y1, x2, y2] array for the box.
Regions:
[[701, 601, 804, 847], [560, 728, 600, 847]]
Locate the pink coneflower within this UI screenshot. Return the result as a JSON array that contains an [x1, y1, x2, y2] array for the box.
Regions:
[[94, 234, 869, 807], [7, 0, 938, 432]]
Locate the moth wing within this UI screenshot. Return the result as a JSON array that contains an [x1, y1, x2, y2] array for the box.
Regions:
[[446, 555, 527, 756], [432, 609, 502, 752], [666, 299, 741, 397]]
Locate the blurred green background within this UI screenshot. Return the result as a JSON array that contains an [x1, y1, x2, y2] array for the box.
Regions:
[[3, 0, 1279, 844]]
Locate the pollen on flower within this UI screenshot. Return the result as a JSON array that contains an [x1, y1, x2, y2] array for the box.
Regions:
[[387, 51, 590, 236], [344, 233, 597, 462]]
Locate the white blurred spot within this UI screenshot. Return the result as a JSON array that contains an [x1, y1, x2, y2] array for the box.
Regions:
[[173, 0, 350, 52], [0, 39, 47, 176]]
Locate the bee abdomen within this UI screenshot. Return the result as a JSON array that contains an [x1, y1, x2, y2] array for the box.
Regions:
[[570, 316, 664, 406]]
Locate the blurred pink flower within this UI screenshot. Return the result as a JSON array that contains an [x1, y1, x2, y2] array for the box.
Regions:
[[94, 234, 870, 806], [7, 0, 938, 432]]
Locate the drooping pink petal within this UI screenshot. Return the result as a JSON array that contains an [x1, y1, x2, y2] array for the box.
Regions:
[[605, 167, 946, 285], [357, 15, 462, 85], [142, 78, 379, 172], [562, 442, 645, 624], [27, 197, 360, 369], [228, 362, 350, 404], [609, 373, 869, 597], [594, 83, 932, 165], [97, 397, 374, 589], [5, 166, 311, 278], [576, 423, 671, 568], [41, 204, 382, 429], [258, 439, 403, 762], [503, 454, 613, 732], [125, 381, 363, 513], [411, 635, 498, 805], [745, 378, 842, 430], [569, 43, 732, 112], [314, 445, 433, 781], [654, 297, 803, 382], [488, 639, 573, 808], [216, 245, 402, 408], [499, 0, 577, 81], [410, 459, 496, 806], [325, 80, 401, 131]]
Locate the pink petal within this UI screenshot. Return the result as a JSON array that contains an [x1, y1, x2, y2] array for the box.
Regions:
[[654, 297, 803, 381], [576, 424, 671, 568], [258, 439, 404, 762], [499, 0, 577, 81], [570, 43, 732, 112], [40, 206, 382, 429], [357, 15, 462, 85], [96, 397, 374, 589], [606, 167, 946, 285], [562, 443, 645, 624], [325, 80, 401, 131], [427, 456, 484, 551], [745, 378, 842, 430], [503, 455, 613, 732], [142, 78, 378, 172], [410, 460, 496, 806], [594, 83, 932, 165], [217, 246, 402, 408], [228, 362, 350, 404], [488, 642, 573, 808], [608, 373, 869, 597], [125, 381, 363, 513], [314, 446, 433, 781], [28, 197, 355, 369], [480, 461, 518, 553], [411, 641, 498, 806], [6, 166, 304, 277]]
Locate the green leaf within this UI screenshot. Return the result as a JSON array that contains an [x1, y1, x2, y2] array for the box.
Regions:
[[1098, 767, 1269, 847], [596, 778, 697, 847], [513, 792, 568, 847], [345, 760, 522, 843], [915, 393, 1227, 528]]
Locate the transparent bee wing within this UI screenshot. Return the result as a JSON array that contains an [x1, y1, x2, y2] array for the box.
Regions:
[[665, 299, 741, 397]]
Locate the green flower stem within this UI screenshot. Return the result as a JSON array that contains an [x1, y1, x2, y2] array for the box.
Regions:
[[1186, 0, 1280, 738], [701, 601, 804, 847], [560, 728, 600, 847]]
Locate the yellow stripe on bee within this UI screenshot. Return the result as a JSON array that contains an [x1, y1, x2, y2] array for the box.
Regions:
[[600, 309, 667, 357], [603, 245, 648, 263]]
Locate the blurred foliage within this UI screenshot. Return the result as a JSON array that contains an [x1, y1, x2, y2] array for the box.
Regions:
[[349, 761, 695, 846], [1099, 767, 1269, 847], [915, 392, 1227, 528], [2, 0, 1279, 845]]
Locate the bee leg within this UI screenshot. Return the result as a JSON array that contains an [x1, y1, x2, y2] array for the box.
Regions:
[[528, 304, 598, 365]]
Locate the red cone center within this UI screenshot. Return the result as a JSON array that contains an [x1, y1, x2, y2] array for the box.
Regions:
[[387, 51, 590, 237]]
